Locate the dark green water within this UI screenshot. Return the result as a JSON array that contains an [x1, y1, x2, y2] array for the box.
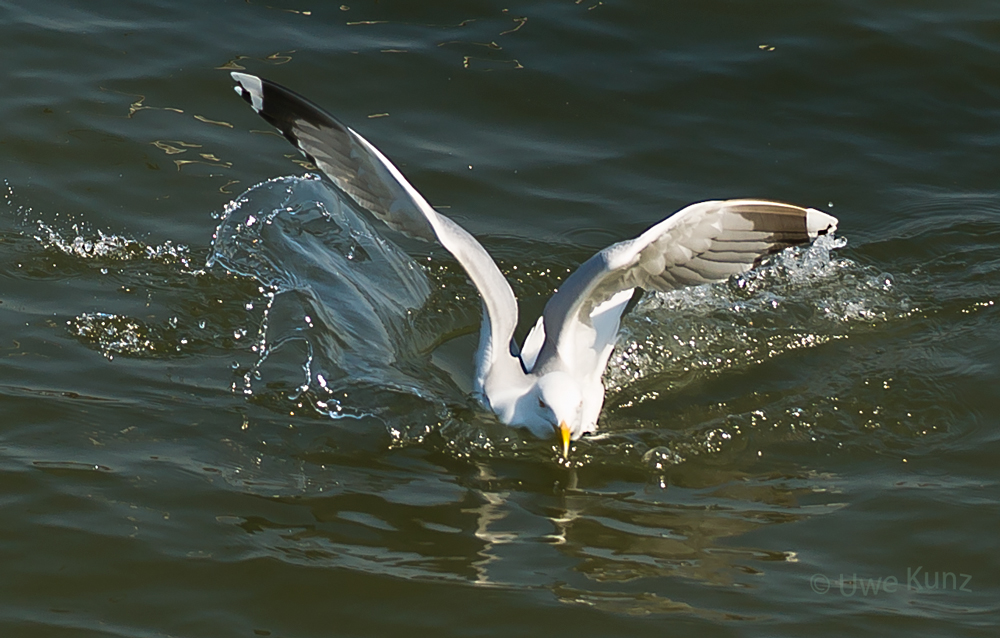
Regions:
[[2, 1, 999, 635]]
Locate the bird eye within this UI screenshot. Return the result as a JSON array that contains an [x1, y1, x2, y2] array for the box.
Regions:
[[538, 398, 547, 409]]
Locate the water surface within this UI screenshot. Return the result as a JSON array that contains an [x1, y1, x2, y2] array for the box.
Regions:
[[1, 1, 998, 636]]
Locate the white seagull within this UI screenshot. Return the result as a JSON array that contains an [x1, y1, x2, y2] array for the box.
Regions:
[[230, 72, 838, 457]]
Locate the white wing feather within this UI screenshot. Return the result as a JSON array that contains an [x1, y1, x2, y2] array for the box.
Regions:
[[532, 199, 838, 375]]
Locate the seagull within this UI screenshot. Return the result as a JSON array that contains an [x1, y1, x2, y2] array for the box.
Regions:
[[230, 72, 838, 457]]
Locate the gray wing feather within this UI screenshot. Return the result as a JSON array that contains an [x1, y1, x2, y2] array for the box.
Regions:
[[533, 199, 838, 372], [231, 73, 436, 241], [231, 73, 521, 384]]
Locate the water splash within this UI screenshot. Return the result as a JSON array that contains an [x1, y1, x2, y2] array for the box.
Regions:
[[6, 175, 918, 469], [70, 312, 183, 360], [32, 220, 193, 266], [605, 233, 910, 400], [208, 175, 458, 426]]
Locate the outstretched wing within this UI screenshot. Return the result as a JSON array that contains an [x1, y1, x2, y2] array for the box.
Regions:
[[531, 199, 838, 374], [230, 72, 522, 386]]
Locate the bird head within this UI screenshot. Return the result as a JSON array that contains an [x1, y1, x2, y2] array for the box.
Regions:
[[534, 371, 583, 457]]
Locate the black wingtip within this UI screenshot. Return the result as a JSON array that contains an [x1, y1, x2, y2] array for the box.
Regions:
[[229, 73, 349, 149]]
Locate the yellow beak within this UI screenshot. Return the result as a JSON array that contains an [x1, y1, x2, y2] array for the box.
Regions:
[[559, 421, 571, 458]]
